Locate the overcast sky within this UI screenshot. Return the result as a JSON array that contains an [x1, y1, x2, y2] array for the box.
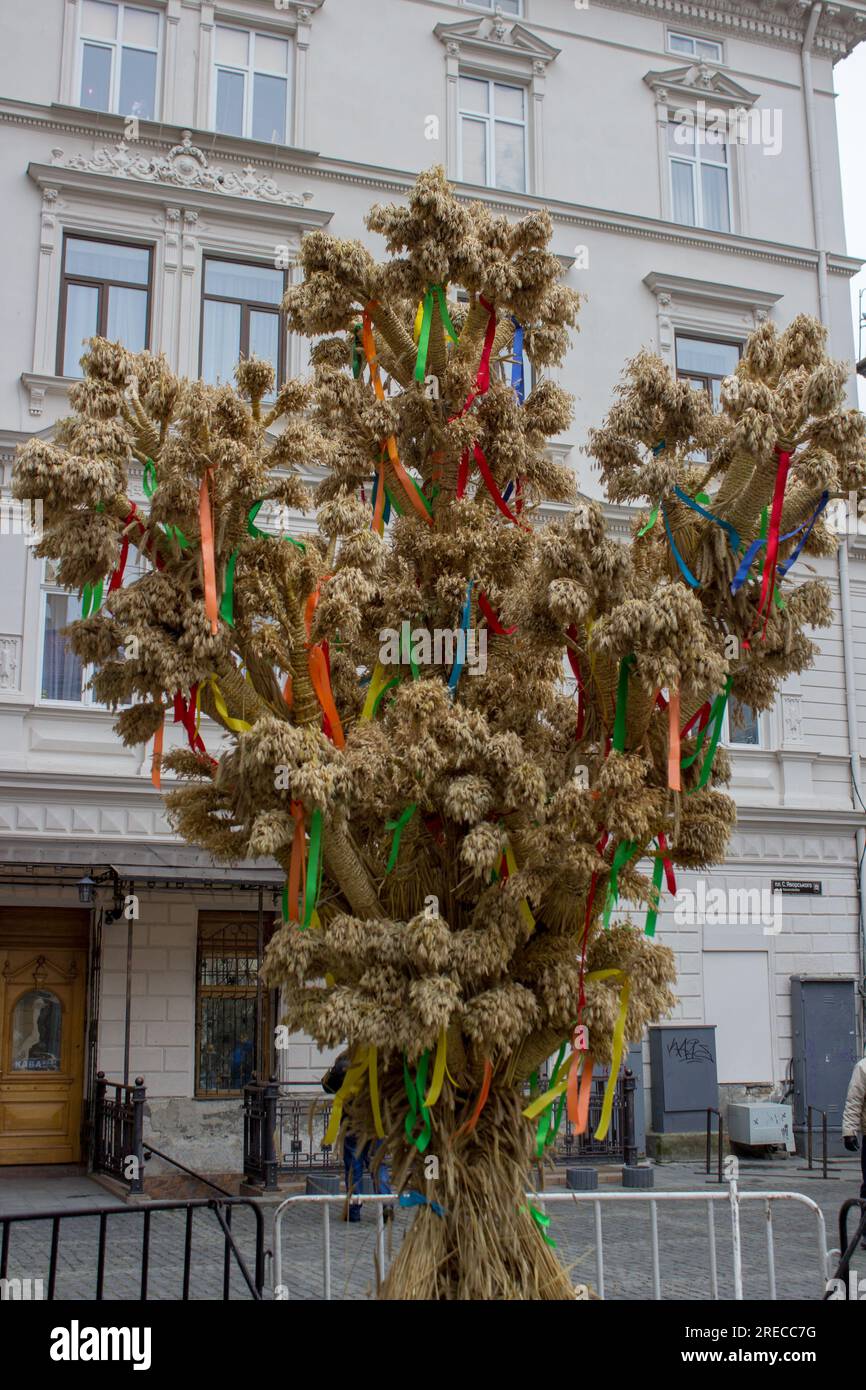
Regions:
[[834, 41, 866, 403]]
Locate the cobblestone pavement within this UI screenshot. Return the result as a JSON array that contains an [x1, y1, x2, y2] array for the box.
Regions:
[[1, 1161, 863, 1300]]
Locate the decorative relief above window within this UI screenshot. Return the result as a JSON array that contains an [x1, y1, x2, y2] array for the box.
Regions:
[[56, 130, 315, 205]]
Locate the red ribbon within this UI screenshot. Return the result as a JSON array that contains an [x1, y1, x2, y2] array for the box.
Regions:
[[657, 831, 677, 895], [473, 444, 529, 529], [758, 446, 792, 637], [108, 505, 138, 592], [478, 590, 516, 635], [172, 685, 212, 761]]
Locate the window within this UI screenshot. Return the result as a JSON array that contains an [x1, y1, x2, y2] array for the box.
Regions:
[[58, 236, 152, 378], [196, 915, 273, 1097], [200, 257, 286, 392], [214, 26, 292, 144], [668, 31, 723, 63], [668, 117, 730, 232], [459, 76, 527, 192], [78, 0, 160, 119], [675, 336, 741, 412], [11, 991, 63, 1072], [724, 698, 760, 747], [464, 0, 521, 11], [39, 558, 147, 703]]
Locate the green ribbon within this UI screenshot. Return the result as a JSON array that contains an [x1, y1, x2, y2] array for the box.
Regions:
[[351, 324, 362, 380], [403, 1050, 432, 1153], [219, 549, 239, 628], [281, 880, 290, 924], [612, 654, 635, 753], [535, 1042, 568, 1158], [143, 458, 157, 498], [385, 803, 417, 873], [691, 677, 732, 793], [162, 524, 189, 549], [645, 852, 664, 938], [302, 808, 324, 929], [602, 839, 639, 929], [637, 504, 659, 538], [524, 1203, 557, 1248], [247, 500, 306, 551], [81, 579, 104, 618], [414, 285, 458, 385]]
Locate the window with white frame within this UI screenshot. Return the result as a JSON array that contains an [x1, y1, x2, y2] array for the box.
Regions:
[[675, 335, 741, 412], [463, 0, 521, 12], [458, 76, 527, 193], [667, 115, 730, 232], [667, 31, 723, 63], [724, 698, 760, 748], [213, 25, 293, 144], [39, 558, 146, 704], [78, 0, 160, 119]]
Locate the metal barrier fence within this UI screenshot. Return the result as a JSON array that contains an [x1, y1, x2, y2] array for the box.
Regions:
[[272, 1181, 833, 1302], [0, 1197, 265, 1300]]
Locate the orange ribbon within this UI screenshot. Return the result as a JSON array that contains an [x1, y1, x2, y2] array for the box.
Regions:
[[668, 688, 682, 792], [283, 674, 293, 709], [304, 580, 345, 749], [362, 306, 432, 528], [571, 1053, 594, 1134], [199, 469, 218, 635], [457, 1058, 493, 1137], [151, 712, 164, 789]]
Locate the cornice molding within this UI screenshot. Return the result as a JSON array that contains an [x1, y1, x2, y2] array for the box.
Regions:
[[2, 100, 861, 276], [589, 0, 866, 61], [643, 270, 783, 312]]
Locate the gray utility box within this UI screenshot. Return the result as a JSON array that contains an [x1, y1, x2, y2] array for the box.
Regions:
[[649, 1025, 718, 1132], [727, 1103, 795, 1152], [791, 976, 859, 1156]]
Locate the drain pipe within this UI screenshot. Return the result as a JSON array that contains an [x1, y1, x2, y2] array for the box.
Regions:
[[801, 1, 866, 1019]]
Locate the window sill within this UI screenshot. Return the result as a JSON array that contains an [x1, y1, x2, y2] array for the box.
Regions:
[[21, 371, 78, 419]]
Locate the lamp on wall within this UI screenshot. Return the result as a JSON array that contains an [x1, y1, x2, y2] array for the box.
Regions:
[[77, 874, 96, 904]]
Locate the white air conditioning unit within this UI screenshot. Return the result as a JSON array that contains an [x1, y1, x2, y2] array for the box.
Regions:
[[726, 1103, 795, 1152]]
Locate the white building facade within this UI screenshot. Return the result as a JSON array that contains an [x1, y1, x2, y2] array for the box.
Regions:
[[0, 0, 865, 1173]]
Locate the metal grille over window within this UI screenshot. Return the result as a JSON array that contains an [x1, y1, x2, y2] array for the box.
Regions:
[[196, 918, 269, 1097]]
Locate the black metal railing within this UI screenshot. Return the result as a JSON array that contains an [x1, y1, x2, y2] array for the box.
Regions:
[[553, 1069, 633, 1164], [0, 1198, 265, 1300], [92, 1072, 146, 1194], [823, 1198, 866, 1300], [706, 1107, 725, 1183], [806, 1105, 829, 1178]]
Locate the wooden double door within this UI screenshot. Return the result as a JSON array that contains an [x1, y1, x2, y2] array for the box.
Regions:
[[0, 909, 89, 1164]]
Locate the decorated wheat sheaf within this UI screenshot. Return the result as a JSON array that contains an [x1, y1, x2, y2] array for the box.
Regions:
[[15, 167, 866, 1300]]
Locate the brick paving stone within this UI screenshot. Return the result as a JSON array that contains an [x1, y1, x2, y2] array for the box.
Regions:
[[1, 1162, 863, 1301]]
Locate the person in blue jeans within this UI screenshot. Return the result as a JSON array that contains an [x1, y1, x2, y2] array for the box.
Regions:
[[322, 1050, 392, 1223]]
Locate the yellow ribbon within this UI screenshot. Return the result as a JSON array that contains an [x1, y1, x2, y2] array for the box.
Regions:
[[360, 661, 393, 722], [587, 969, 630, 1142], [209, 676, 253, 732], [413, 299, 424, 344], [520, 970, 630, 1137], [423, 1027, 448, 1109], [368, 1045, 385, 1139], [504, 841, 535, 931], [322, 1049, 368, 1146]]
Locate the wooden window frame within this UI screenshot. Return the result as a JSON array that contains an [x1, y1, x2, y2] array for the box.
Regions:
[[56, 232, 154, 377], [198, 253, 288, 390]]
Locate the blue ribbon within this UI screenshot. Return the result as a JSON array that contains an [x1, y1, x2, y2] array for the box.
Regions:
[[448, 579, 475, 694], [673, 486, 741, 554], [399, 1191, 446, 1218], [511, 318, 525, 404], [776, 491, 829, 581], [662, 502, 700, 588], [730, 492, 829, 595], [502, 481, 514, 502]]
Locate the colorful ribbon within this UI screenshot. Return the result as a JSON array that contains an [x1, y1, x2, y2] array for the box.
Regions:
[[403, 1051, 432, 1153], [511, 317, 525, 404], [208, 675, 253, 732], [448, 580, 474, 694], [322, 1050, 368, 1146], [399, 1192, 446, 1218], [456, 1057, 493, 1138], [385, 803, 417, 872], [150, 711, 164, 789], [414, 284, 458, 384], [199, 469, 218, 635], [612, 653, 635, 752]]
